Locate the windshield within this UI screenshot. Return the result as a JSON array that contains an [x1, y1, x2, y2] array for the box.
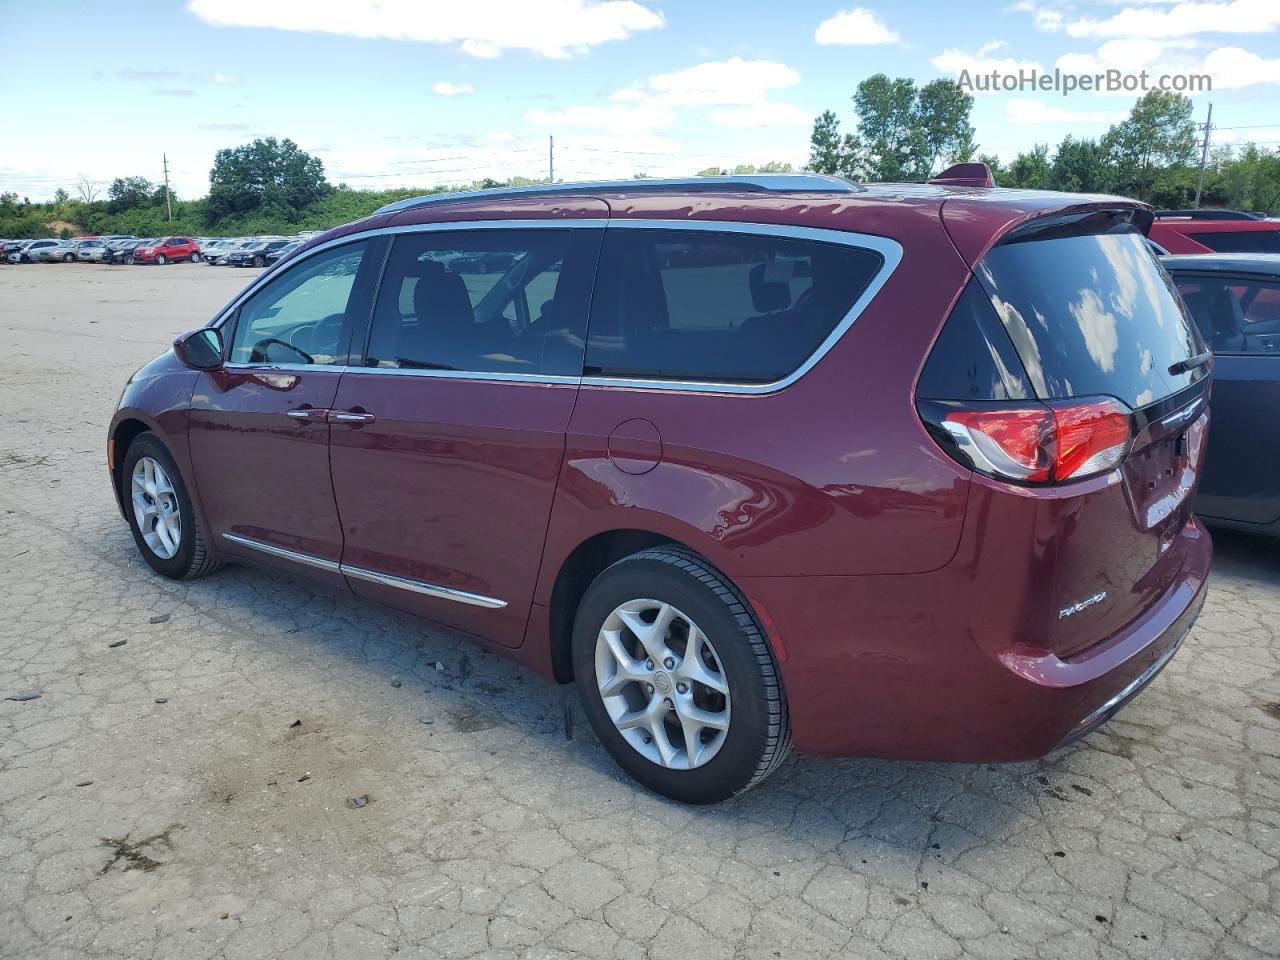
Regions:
[[975, 230, 1205, 409]]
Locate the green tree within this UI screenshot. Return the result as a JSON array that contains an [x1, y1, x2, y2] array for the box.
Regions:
[[916, 79, 976, 170], [207, 137, 330, 222], [1103, 91, 1198, 203], [807, 110, 851, 175], [1005, 144, 1052, 189], [1050, 136, 1114, 193], [756, 160, 794, 173], [810, 76, 975, 181], [108, 176, 157, 211]]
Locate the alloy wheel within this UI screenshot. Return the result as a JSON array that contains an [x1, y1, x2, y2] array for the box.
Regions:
[[130, 456, 183, 559], [594, 599, 731, 770]]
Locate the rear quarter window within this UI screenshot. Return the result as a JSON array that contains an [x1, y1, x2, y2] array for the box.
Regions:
[[584, 229, 885, 384]]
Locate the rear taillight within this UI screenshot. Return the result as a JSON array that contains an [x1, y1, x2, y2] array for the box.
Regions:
[[920, 397, 1132, 485]]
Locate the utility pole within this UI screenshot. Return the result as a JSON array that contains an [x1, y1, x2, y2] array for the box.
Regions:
[[162, 153, 174, 221], [1194, 102, 1213, 209], [549, 136, 554, 183]]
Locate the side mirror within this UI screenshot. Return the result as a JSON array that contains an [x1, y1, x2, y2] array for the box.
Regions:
[[173, 327, 224, 371]]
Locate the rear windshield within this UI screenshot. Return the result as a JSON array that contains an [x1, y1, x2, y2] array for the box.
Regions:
[[975, 230, 1204, 408], [1187, 230, 1280, 254]]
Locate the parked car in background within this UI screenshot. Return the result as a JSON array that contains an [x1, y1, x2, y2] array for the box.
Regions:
[[108, 171, 1211, 803], [1150, 209, 1280, 254], [29, 240, 74, 263], [225, 239, 292, 267], [104, 239, 151, 265], [264, 240, 303, 265], [75, 239, 111, 262], [1162, 253, 1280, 536], [201, 240, 245, 265], [133, 237, 200, 264], [4, 240, 33, 263], [199, 240, 230, 264], [12, 239, 60, 262]]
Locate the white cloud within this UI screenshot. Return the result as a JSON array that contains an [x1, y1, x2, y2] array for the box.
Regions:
[[588, 57, 806, 130], [1056, 37, 1197, 74], [1003, 99, 1127, 124], [931, 46, 1044, 81], [645, 57, 800, 107], [1202, 46, 1280, 89], [433, 81, 475, 97], [527, 103, 676, 132], [814, 8, 900, 46], [1066, 0, 1280, 39], [211, 72, 239, 84], [187, 0, 664, 59], [709, 102, 813, 128]]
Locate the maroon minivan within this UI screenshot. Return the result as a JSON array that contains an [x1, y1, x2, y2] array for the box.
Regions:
[[109, 171, 1212, 802]]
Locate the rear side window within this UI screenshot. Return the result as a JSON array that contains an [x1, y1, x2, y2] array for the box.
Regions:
[[1187, 230, 1280, 254], [917, 280, 1032, 400], [1174, 276, 1280, 355], [585, 229, 884, 384], [975, 231, 1203, 408], [364, 228, 599, 377]]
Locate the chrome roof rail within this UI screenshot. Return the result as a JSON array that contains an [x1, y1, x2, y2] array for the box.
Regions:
[[374, 174, 862, 215]]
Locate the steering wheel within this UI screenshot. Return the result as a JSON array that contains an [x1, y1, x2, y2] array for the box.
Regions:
[[249, 337, 314, 365]]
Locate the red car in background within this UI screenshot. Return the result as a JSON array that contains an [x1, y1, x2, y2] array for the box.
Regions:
[[1149, 209, 1280, 253], [133, 236, 201, 264], [107, 170, 1211, 803]]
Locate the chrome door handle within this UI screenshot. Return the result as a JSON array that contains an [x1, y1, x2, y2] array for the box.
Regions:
[[328, 409, 376, 424], [286, 407, 328, 421]]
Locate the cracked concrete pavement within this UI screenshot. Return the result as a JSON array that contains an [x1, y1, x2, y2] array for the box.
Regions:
[[2, 263, 1279, 960]]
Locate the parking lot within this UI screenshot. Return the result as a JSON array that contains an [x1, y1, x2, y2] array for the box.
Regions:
[[1, 262, 1278, 960]]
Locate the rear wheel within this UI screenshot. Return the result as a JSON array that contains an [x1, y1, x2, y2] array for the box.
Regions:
[[124, 255, 134, 265], [62, 253, 74, 262], [156, 253, 167, 265], [253, 255, 265, 267], [120, 433, 220, 580], [572, 547, 790, 803]]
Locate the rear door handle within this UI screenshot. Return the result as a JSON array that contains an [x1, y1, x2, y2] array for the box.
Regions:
[[285, 406, 329, 422], [328, 409, 376, 424]]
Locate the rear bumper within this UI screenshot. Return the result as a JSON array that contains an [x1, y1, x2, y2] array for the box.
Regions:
[[739, 516, 1212, 761]]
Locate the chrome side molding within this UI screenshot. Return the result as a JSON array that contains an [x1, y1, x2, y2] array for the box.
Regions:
[[220, 533, 507, 610], [340, 564, 507, 609], [221, 533, 341, 573]]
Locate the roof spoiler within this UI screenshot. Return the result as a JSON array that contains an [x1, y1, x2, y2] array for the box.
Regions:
[[928, 162, 995, 188]]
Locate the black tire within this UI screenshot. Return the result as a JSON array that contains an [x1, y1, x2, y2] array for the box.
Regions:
[[125, 256, 134, 265], [120, 433, 221, 580], [253, 255, 265, 267], [62, 253, 74, 262], [190, 252, 200, 263], [156, 253, 167, 265], [572, 547, 790, 803]]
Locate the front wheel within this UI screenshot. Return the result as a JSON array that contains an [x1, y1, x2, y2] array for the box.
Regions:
[[120, 433, 220, 580], [190, 252, 200, 263], [156, 253, 167, 265], [62, 253, 74, 262], [573, 547, 790, 803]]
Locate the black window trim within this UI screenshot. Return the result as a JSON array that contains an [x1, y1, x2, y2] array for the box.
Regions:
[[205, 218, 902, 392]]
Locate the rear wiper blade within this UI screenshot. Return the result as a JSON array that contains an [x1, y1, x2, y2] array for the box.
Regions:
[[1169, 351, 1212, 376]]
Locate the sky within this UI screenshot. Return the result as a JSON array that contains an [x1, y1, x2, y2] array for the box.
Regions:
[[2, 0, 1280, 201]]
